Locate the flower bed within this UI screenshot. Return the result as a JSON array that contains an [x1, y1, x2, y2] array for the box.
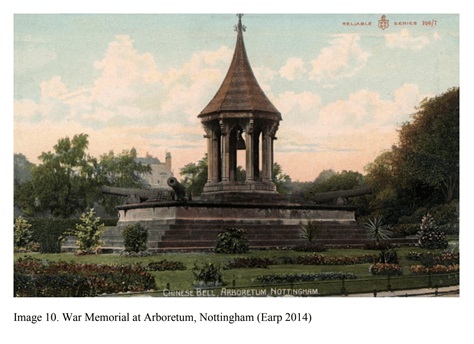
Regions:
[[253, 272, 357, 284], [406, 252, 459, 266], [14, 256, 156, 297], [146, 260, 186, 271], [224, 257, 274, 269], [410, 264, 459, 275], [369, 263, 403, 276], [296, 254, 376, 265]]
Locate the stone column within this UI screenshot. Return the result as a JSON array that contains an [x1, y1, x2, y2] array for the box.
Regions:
[[269, 122, 279, 182], [245, 119, 254, 181], [204, 126, 213, 184], [229, 128, 237, 181], [253, 132, 260, 180], [262, 128, 272, 182], [212, 129, 220, 183], [220, 120, 230, 182]]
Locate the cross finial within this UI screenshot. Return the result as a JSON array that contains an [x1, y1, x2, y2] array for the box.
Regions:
[[234, 13, 246, 32]]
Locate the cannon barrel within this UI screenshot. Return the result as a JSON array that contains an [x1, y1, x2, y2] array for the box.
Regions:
[[167, 177, 187, 201], [101, 186, 154, 202], [309, 185, 373, 203]]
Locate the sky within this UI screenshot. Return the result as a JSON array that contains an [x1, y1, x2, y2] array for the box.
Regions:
[[13, 13, 459, 181]]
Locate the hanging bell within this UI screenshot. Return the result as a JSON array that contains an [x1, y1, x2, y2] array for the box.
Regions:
[[236, 130, 246, 150]]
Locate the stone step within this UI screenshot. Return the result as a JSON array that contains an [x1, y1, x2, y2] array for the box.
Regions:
[[168, 221, 360, 229]]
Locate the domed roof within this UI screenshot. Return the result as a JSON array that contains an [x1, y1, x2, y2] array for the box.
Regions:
[[199, 15, 281, 119]]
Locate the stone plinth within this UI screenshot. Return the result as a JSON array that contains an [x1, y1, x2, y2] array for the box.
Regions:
[[98, 200, 374, 252]]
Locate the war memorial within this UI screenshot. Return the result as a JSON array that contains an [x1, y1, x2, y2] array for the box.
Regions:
[[100, 15, 408, 252]]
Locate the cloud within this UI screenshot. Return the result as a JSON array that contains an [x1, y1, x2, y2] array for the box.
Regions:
[[14, 42, 57, 74], [160, 46, 233, 121], [14, 99, 39, 120], [279, 57, 306, 81], [14, 34, 235, 167], [309, 34, 370, 82], [90, 35, 162, 107], [274, 84, 424, 162], [318, 84, 423, 133], [272, 91, 321, 125], [40, 76, 69, 99], [385, 29, 431, 50]]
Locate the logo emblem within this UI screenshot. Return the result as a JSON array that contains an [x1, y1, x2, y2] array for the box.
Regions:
[[378, 15, 389, 30]]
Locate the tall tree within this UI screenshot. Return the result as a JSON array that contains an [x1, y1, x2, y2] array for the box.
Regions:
[[14, 154, 36, 217], [180, 155, 208, 197], [97, 148, 151, 188], [15, 135, 153, 217], [14, 153, 34, 184], [366, 87, 459, 221], [305, 170, 365, 196], [28, 133, 97, 218], [273, 163, 292, 195], [97, 148, 152, 214], [396, 87, 459, 204]]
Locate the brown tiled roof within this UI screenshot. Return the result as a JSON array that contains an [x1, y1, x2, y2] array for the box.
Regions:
[[199, 18, 280, 118]]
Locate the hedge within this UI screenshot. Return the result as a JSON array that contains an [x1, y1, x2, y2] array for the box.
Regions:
[[23, 217, 117, 253]]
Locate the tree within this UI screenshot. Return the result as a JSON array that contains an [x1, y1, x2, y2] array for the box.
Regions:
[[97, 148, 152, 214], [14, 153, 34, 184], [179, 155, 208, 197], [97, 148, 151, 188], [26, 133, 97, 218], [396, 87, 459, 204], [304, 170, 365, 200], [366, 87, 459, 222], [273, 163, 292, 194], [14, 154, 36, 217], [15, 134, 153, 217], [314, 169, 336, 184]]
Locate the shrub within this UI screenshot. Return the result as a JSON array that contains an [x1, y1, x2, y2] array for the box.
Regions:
[[369, 263, 403, 276], [363, 242, 393, 250], [29, 218, 73, 253], [122, 224, 148, 253], [364, 215, 392, 244], [74, 208, 105, 253], [293, 242, 327, 252], [192, 262, 223, 288], [214, 227, 249, 254], [299, 220, 319, 242], [417, 213, 448, 249], [14, 216, 33, 249], [378, 249, 399, 264], [430, 202, 459, 226], [391, 224, 419, 237], [146, 260, 186, 271]]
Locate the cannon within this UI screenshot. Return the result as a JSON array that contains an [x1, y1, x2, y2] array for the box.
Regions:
[[167, 177, 187, 201], [101, 186, 171, 204], [307, 185, 373, 204], [101, 177, 188, 204]]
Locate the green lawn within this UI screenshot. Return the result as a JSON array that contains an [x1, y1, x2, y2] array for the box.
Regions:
[[14, 245, 459, 296]]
